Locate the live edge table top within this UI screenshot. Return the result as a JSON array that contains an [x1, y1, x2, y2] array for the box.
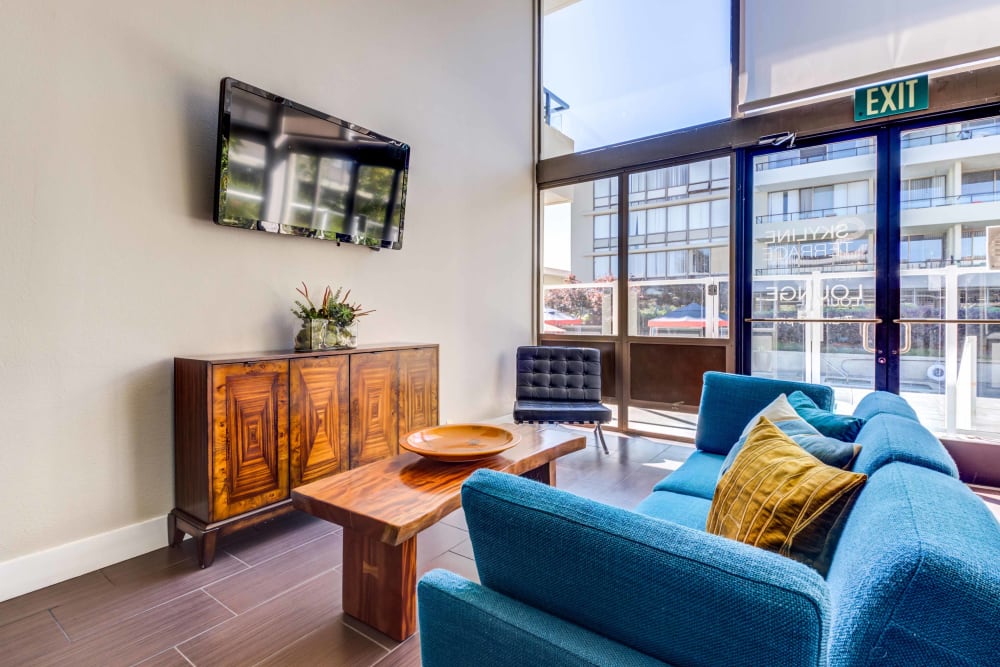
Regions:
[[291, 424, 586, 547]]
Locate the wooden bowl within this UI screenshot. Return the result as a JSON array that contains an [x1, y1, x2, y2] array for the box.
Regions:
[[401, 424, 520, 462]]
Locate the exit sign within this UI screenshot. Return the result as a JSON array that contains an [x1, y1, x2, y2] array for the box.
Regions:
[[854, 75, 929, 121]]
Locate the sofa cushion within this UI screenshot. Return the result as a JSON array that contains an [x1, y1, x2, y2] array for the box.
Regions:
[[652, 451, 724, 500], [719, 395, 859, 478], [787, 391, 865, 441], [695, 372, 834, 455], [634, 489, 712, 530], [708, 418, 867, 576], [851, 413, 958, 477], [826, 462, 1000, 666], [852, 390, 918, 422]]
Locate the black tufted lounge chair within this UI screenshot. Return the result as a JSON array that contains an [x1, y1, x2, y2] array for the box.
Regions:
[[512, 346, 612, 454]]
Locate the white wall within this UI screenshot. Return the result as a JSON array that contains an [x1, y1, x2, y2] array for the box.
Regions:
[[0, 0, 533, 584]]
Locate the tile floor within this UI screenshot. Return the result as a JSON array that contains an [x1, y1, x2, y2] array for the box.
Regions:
[[0, 428, 693, 666], [3, 427, 996, 666]]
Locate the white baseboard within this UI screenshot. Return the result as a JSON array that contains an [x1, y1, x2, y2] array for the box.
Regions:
[[0, 515, 167, 602]]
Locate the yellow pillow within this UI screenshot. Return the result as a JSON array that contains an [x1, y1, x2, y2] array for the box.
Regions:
[[706, 416, 867, 575]]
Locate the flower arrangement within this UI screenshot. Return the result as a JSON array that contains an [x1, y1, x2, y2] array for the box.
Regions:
[[292, 283, 374, 350]]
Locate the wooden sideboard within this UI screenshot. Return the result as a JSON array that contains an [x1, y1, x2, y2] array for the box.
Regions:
[[169, 343, 438, 567]]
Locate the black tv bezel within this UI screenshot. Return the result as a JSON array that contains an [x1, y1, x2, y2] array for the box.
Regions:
[[212, 77, 409, 250]]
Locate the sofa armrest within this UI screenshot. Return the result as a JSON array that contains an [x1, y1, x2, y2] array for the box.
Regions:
[[418, 569, 668, 667], [462, 469, 831, 667]]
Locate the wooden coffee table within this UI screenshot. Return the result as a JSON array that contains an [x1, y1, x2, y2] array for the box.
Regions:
[[291, 423, 586, 641]]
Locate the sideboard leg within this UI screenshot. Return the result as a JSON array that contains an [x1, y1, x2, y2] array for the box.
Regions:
[[197, 531, 219, 568], [167, 511, 185, 548]]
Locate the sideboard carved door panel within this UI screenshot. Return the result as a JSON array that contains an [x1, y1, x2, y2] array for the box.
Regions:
[[290, 355, 349, 487], [398, 347, 439, 442], [350, 352, 400, 468], [211, 361, 289, 521], [173, 344, 437, 567]]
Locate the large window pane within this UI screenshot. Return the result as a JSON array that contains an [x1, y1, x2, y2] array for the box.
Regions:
[[628, 157, 731, 337], [541, 0, 731, 158], [540, 177, 619, 335], [899, 115, 1000, 438], [750, 137, 878, 413]]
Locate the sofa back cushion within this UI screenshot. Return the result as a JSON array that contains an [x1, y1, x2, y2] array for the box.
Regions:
[[852, 390, 918, 422], [851, 413, 958, 477], [695, 372, 835, 455], [826, 463, 1000, 666]]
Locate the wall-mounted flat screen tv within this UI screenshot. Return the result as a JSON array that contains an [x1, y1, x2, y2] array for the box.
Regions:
[[213, 77, 409, 249]]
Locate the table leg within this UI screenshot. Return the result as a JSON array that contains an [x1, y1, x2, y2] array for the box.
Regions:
[[520, 460, 557, 486], [341, 527, 417, 641]]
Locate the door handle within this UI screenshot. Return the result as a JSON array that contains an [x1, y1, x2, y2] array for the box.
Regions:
[[862, 322, 877, 354], [898, 323, 912, 355]]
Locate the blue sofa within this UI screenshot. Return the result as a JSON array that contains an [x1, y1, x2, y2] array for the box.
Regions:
[[418, 372, 1000, 666]]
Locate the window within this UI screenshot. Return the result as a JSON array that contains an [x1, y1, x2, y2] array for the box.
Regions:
[[593, 255, 618, 280], [711, 199, 729, 238], [667, 205, 686, 232], [647, 208, 666, 235], [689, 202, 710, 229], [625, 157, 730, 338], [692, 248, 711, 274], [541, 0, 731, 158], [629, 254, 646, 278], [541, 177, 619, 335], [667, 250, 688, 276], [901, 176, 945, 208], [764, 180, 872, 221], [647, 252, 667, 278], [901, 235, 944, 264], [689, 160, 711, 187], [629, 210, 646, 238], [962, 231, 987, 259], [962, 170, 999, 202], [593, 177, 618, 208], [593, 214, 616, 249]]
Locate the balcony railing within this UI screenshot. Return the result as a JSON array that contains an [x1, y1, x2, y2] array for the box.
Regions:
[[543, 88, 569, 129], [755, 142, 876, 171], [901, 121, 1000, 148], [754, 263, 875, 276], [755, 204, 875, 224], [901, 190, 1000, 209], [900, 257, 985, 269]]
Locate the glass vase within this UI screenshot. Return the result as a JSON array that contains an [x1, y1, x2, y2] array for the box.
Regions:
[[294, 319, 327, 352], [322, 321, 358, 349]]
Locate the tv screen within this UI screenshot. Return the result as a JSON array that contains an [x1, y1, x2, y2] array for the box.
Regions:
[[213, 78, 409, 249]]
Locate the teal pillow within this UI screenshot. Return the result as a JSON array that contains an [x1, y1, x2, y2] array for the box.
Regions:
[[787, 391, 865, 441], [719, 394, 860, 479]]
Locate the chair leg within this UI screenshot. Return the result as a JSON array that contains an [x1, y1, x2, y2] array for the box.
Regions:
[[594, 423, 609, 454]]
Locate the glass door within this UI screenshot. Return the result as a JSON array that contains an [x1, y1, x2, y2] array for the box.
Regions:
[[744, 116, 1000, 441], [747, 136, 879, 413], [897, 115, 1000, 436]]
